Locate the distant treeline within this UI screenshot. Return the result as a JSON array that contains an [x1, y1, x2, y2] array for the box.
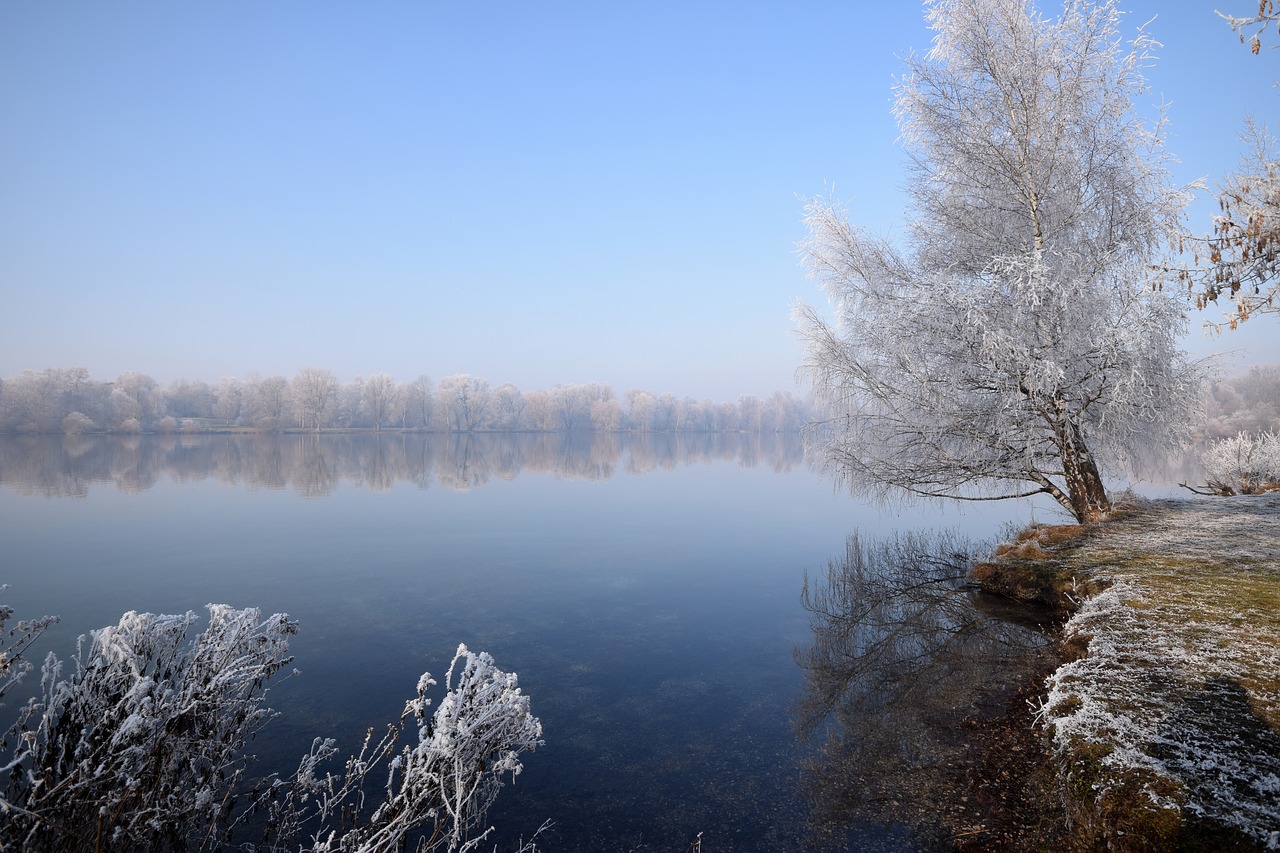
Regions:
[[0, 368, 814, 435], [1200, 365, 1280, 439]]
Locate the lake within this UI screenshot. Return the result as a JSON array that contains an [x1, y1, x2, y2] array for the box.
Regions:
[[0, 432, 1044, 851]]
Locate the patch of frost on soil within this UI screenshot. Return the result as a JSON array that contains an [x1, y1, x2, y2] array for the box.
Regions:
[[1042, 494, 1280, 848]]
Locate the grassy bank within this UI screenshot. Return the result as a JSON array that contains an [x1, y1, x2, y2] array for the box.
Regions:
[[974, 496, 1280, 851]]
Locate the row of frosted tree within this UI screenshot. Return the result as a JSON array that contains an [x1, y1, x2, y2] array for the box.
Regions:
[[1199, 365, 1280, 439], [0, 367, 813, 435]]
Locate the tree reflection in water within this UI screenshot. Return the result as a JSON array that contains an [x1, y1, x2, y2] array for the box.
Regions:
[[794, 530, 1054, 850], [0, 431, 807, 498]]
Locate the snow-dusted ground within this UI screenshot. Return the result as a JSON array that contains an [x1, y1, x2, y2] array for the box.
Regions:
[[1042, 494, 1280, 848]]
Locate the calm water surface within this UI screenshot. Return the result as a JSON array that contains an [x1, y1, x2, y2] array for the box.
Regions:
[[0, 433, 1040, 851]]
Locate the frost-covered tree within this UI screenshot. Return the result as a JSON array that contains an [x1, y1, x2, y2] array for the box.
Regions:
[[1172, 8, 1280, 328], [333, 377, 364, 428], [392, 380, 415, 429], [652, 393, 682, 432], [407, 375, 436, 430], [624, 389, 657, 431], [60, 411, 94, 435], [1184, 117, 1280, 330], [1201, 364, 1280, 437], [522, 390, 554, 431], [438, 374, 491, 432], [548, 383, 612, 432], [0, 370, 81, 432], [797, 0, 1200, 523], [490, 383, 527, 430], [247, 375, 290, 432], [1219, 1, 1279, 55], [112, 371, 164, 429], [293, 367, 339, 432], [213, 377, 244, 424], [738, 395, 762, 432], [166, 379, 215, 419], [361, 372, 400, 431], [589, 397, 622, 432]]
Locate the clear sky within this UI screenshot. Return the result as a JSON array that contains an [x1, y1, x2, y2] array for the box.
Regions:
[[2, 1, 1277, 400]]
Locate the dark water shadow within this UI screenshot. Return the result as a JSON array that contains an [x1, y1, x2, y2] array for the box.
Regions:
[[794, 530, 1056, 850]]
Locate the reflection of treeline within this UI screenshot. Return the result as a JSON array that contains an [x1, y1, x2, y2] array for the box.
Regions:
[[0, 432, 809, 498], [0, 368, 813, 435]]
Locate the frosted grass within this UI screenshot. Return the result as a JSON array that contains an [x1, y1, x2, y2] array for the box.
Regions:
[[1042, 495, 1280, 847]]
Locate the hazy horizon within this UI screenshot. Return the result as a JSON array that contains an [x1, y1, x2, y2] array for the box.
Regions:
[[3, 2, 1278, 397], [0, 363, 811, 409]]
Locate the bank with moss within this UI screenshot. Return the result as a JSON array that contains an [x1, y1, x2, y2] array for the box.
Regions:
[[972, 496, 1280, 851]]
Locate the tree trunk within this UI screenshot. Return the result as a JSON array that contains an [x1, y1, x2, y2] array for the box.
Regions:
[[1059, 419, 1111, 523]]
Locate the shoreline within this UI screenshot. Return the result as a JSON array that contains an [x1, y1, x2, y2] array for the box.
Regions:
[[956, 497, 1280, 851]]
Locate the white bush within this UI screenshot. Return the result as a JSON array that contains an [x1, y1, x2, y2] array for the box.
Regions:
[[0, 601, 543, 852], [60, 412, 94, 436], [271, 644, 545, 853], [1198, 431, 1280, 495]]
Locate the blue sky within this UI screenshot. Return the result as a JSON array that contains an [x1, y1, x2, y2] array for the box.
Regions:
[[2, 1, 1277, 400]]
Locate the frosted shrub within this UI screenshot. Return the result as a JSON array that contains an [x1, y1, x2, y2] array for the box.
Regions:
[[0, 587, 58, 706], [1196, 431, 1280, 495], [60, 411, 94, 436], [1, 606, 298, 850], [0, 604, 543, 853], [266, 644, 545, 853]]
